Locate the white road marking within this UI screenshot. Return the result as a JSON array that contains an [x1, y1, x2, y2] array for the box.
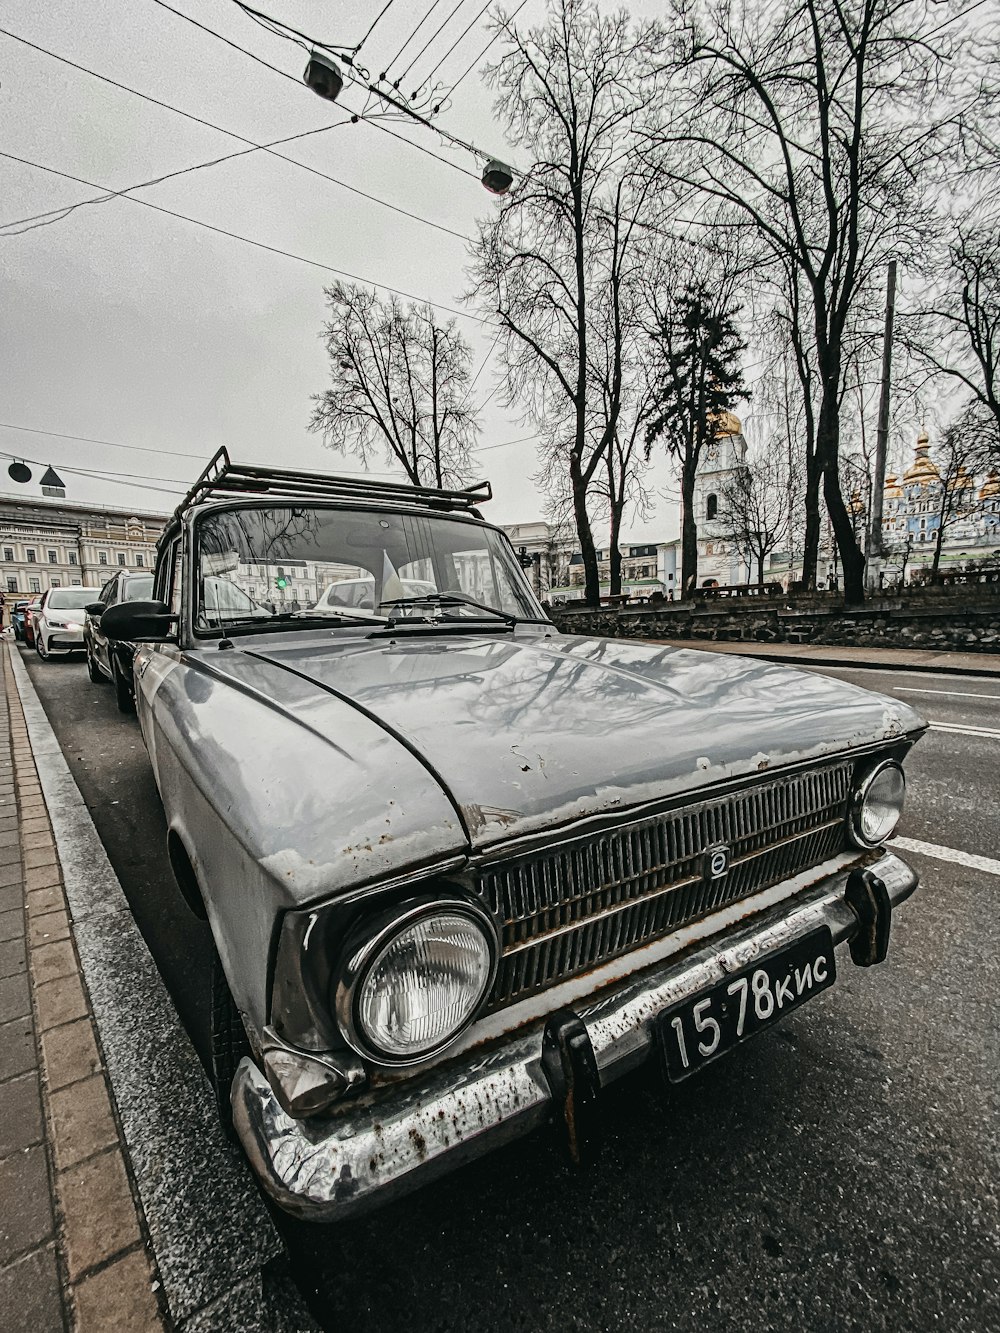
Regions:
[[927, 720, 1000, 740], [895, 686, 1000, 700], [891, 836, 1000, 878]]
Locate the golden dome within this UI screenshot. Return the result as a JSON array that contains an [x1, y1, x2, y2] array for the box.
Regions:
[[711, 410, 742, 437], [980, 470, 1000, 499], [902, 430, 939, 485], [884, 472, 902, 499]]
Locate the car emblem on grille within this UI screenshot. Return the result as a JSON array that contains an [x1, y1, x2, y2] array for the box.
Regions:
[[705, 846, 730, 879]]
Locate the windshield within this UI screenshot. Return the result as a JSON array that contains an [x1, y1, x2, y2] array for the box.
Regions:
[[47, 588, 100, 610], [194, 505, 545, 632]]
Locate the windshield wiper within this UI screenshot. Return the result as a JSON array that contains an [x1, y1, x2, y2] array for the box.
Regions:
[[378, 593, 517, 628], [207, 611, 380, 636]]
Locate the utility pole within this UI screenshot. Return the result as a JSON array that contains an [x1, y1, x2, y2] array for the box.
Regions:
[[867, 260, 897, 586]]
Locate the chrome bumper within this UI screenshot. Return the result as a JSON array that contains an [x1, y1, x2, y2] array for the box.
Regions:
[[233, 850, 917, 1222]]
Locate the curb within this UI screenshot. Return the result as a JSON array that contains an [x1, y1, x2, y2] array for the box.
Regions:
[[5, 645, 317, 1332], [1, 645, 166, 1331]]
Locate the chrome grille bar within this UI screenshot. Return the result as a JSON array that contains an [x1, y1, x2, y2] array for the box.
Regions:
[[479, 762, 853, 1009]]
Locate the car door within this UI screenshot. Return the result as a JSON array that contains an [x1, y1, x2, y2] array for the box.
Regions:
[[95, 575, 120, 671]]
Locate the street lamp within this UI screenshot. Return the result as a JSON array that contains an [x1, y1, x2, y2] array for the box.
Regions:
[[482, 160, 514, 195]]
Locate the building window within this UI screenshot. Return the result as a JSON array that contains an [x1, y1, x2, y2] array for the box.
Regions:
[[135, 553, 144, 568], [26, 549, 36, 564], [71, 578, 82, 587], [117, 553, 127, 566], [6, 577, 17, 593], [706, 494, 718, 521], [99, 551, 108, 565], [29, 577, 40, 594], [2, 548, 12, 562], [68, 551, 78, 566], [51, 579, 61, 588], [47, 549, 58, 564]]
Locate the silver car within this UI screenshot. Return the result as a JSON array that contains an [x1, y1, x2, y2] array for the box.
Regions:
[[104, 450, 925, 1223]]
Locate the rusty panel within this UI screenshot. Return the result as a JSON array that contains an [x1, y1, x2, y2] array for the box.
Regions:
[[480, 762, 852, 1010]]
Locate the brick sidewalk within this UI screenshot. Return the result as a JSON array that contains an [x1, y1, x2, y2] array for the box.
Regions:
[[0, 645, 165, 1331]]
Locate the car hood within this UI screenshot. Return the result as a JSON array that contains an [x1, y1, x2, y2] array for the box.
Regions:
[[236, 630, 923, 851]]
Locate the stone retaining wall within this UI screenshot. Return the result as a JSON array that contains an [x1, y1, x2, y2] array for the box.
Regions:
[[549, 590, 1000, 653]]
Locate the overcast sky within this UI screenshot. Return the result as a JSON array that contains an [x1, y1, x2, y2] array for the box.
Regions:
[[1, 0, 691, 538]]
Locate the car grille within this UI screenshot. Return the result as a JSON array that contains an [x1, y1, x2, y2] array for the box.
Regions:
[[478, 760, 853, 1010]]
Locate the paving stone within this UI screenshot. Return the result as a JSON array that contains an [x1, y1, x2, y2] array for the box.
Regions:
[[41, 1018, 101, 1092], [0, 884, 21, 913], [0, 970, 30, 1022], [0, 830, 19, 849], [0, 864, 23, 889], [0, 1072, 44, 1157], [19, 817, 51, 836], [0, 1244, 64, 1333], [23, 848, 58, 872], [27, 885, 63, 917], [0, 936, 26, 979], [49, 1074, 118, 1169], [0, 845, 22, 868], [34, 973, 88, 1031], [0, 1015, 34, 1082], [60, 1149, 140, 1280], [0, 907, 23, 943], [29, 909, 69, 949], [73, 1245, 162, 1332], [24, 832, 54, 853], [25, 866, 61, 893], [30, 939, 76, 987], [0, 1147, 53, 1263]]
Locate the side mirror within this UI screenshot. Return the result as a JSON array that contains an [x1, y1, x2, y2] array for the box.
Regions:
[[101, 599, 177, 642], [84, 602, 104, 617]]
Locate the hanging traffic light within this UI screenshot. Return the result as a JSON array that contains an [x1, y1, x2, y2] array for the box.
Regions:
[[275, 569, 289, 590]]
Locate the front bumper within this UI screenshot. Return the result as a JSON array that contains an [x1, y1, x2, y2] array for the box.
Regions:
[[46, 628, 85, 650], [233, 850, 917, 1222]]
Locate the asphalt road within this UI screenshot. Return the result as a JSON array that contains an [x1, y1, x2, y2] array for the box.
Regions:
[[18, 645, 1000, 1333]]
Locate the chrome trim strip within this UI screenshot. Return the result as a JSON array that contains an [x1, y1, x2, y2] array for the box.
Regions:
[[233, 850, 917, 1223]]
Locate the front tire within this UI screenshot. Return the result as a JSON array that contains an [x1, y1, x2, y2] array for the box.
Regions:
[[86, 646, 104, 683], [210, 947, 250, 1135], [35, 634, 47, 659], [111, 653, 135, 714]]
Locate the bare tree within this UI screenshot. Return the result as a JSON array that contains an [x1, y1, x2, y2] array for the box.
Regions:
[[471, 0, 667, 605], [716, 441, 792, 585], [652, 0, 978, 601], [915, 223, 1000, 456], [311, 282, 477, 488]]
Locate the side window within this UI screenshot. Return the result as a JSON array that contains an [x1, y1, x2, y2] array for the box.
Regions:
[[100, 578, 116, 605], [170, 544, 183, 617]]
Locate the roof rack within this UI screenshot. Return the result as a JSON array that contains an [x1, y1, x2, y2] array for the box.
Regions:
[[174, 447, 492, 520]]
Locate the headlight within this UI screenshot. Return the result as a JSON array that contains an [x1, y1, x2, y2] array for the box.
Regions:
[[850, 761, 905, 848], [336, 900, 498, 1064]]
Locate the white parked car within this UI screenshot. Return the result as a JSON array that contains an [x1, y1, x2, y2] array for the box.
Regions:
[[34, 587, 102, 659]]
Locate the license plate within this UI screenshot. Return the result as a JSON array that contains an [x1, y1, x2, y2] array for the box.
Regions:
[[660, 927, 836, 1083]]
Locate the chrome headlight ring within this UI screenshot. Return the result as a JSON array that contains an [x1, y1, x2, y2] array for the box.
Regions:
[[849, 760, 906, 849], [334, 896, 499, 1068]]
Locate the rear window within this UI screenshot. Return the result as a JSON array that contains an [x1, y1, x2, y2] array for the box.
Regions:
[[125, 576, 154, 602], [46, 588, 101, 610]]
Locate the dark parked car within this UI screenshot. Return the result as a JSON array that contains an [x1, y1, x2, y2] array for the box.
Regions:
[[84, 570, 154, 711], [10, 600, 31, 641]]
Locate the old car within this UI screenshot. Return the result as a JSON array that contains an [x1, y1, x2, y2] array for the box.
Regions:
[[84, 569, 154, 710], [103, 450, 924, 1223]]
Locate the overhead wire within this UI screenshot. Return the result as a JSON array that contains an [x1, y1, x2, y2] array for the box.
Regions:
[[0, 27, 471, 241], [0, 150, 489, 324], [355, 0, 401, 53], [418, 0, 495, 96], [0, 423, 215, 462], [442, 0, 528, 102], [380, 0, 449, 81], [396, 0, 471, 90], [0, 448, 189, 497]]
